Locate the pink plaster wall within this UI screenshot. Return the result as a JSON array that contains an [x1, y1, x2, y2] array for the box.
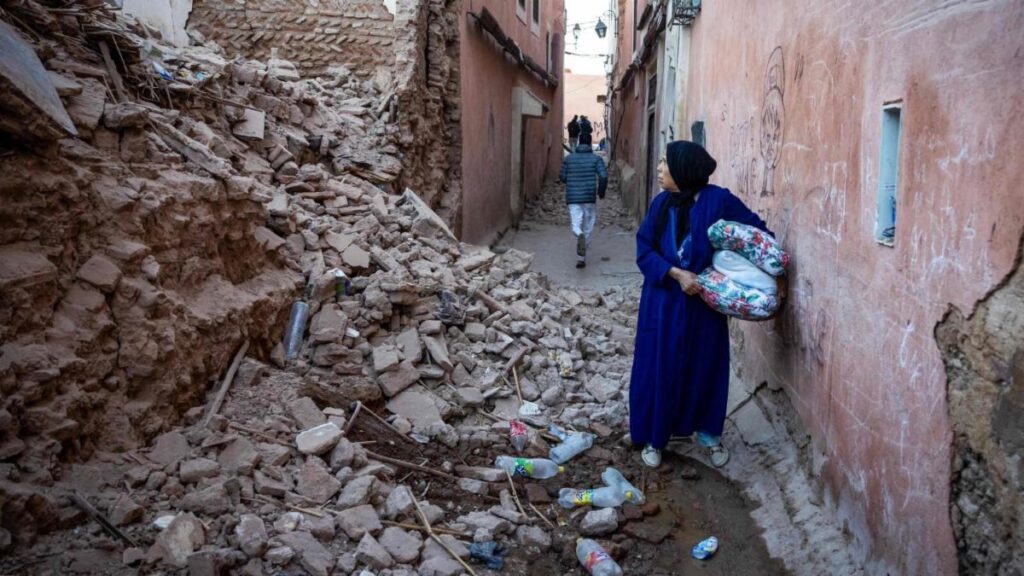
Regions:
[[564, 73, 607, 144], [459, 0, 565, 244], [609, 0, 645, 217], [685, 1, 1024, 573]]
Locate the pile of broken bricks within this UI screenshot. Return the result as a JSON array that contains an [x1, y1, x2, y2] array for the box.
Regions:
[[0, 3, 674, 576]]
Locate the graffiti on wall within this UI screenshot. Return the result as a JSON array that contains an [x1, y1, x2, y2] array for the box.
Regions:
[[759, 46, 786, 196], [728, 118, 756, 197]]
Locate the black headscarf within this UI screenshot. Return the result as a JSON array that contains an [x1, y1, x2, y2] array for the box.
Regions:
[[653, 140, 718, 254]]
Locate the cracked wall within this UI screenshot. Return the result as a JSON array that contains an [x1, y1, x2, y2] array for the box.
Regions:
[[938, 237, 1024, 574]]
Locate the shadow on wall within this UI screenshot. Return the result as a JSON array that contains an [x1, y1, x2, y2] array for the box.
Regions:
[[937, 233, 1024, 574]]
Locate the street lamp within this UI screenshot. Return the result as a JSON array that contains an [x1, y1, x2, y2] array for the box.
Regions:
[[573, 23, 581, 42], [671, 0, 702, 26], [595, 17, 607, 38]]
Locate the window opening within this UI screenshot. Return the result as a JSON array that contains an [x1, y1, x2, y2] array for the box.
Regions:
[[876, 104, 902, 246], [691, 121, 705, 148]]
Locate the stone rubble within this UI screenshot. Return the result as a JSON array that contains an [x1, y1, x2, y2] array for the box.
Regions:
[[0, 3, 693, 576]]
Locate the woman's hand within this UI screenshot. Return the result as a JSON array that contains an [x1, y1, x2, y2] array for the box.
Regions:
[[669, 267, 701, 296]]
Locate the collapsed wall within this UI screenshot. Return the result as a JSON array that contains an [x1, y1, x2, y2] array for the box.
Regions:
[[0, 0, 404, 543], [937, 236, 1024, 574], [188, 0, 464, 232]]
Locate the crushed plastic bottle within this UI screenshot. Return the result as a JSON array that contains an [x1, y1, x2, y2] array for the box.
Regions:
[[557, 486, 631, 509], [283, 300, 310, 360], [602, 467, 646, 504], [576, 538, 623, 576], [468, 541, 508, 570], [692, 536, 719, 560], [494, 456, 563, 479], [548, 424, 569, 441], [509, 420, 529, 452], [331, 268, 350, 302], [550, 430, 595, 464], [152, 61, 173, 81]]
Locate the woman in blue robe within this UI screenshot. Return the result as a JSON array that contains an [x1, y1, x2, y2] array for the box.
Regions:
[[629, 141, 772, 468]]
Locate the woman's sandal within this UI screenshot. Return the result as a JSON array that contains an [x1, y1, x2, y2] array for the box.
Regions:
[[709, 444, 730, 468], [641, 445, 662, 468]]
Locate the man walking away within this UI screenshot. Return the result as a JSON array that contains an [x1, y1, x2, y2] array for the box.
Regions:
[[559, 134, 608, 268], [567, 115, 581, 151], [579, 115, 594, 141]]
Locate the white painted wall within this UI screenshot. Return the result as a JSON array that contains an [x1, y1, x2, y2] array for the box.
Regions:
[[120, 0, 193, 47]]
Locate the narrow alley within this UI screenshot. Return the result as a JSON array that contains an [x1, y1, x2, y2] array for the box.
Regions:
[[0, 1, 1021, 576]]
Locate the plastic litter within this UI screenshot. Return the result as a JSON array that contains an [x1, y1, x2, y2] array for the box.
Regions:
[[576, 538, 623, 576], [152, 515, 176, 530], [494, 456, 563, 479], [509, 420, 529, 452], [331, 268, 350, 301], [152, 61, 173, 81], [469, 541, 508, 570], [602, 467, 646, 504], [283, 300, 310, 360], [692, 536, 719, 560], [549, 429, 595, 464], [518, 401, 542, 417], [557, 486, 630, 509]]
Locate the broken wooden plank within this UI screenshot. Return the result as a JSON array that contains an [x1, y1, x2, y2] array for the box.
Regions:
[[201, 340, 249, 428], [151, 120, 233, 180], [98, 40, 127, 103], [70, 491, 138, 547]]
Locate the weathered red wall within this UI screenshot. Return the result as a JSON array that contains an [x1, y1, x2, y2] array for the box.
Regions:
[[459, 0, 565, 244], [685, 1, 1024, 573], [609, 0, 645, 220]]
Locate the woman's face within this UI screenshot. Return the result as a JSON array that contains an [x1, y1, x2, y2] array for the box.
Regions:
[[659, 158, 679, 192]]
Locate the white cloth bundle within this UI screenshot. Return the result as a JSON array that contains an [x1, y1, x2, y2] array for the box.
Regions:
[[712, 251, 778, 294]]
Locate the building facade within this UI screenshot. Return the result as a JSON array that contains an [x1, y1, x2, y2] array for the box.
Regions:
[[459, 0, 565, 244], [609, 0, 1024, 573]]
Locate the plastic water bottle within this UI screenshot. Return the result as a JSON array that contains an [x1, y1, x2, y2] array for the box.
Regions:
[[548, 424, 569, 441], [494, 456, 563, 479], [509, 420, 529, 452], [576, 539, 622, 576], [602, 467, 646, 504], [557, 486, 631, 509], [332, 268, 350, 302], [549, 431, 595, 464], [283, 300, 310, 359]]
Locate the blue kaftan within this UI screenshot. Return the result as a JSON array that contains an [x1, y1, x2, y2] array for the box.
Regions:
[[628, 185, 770, 449]]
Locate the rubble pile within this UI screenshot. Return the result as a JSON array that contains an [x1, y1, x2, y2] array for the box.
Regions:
[[0, 0, 406, 544], [0, 3, 676, 575], [519, 164, 634, 231]]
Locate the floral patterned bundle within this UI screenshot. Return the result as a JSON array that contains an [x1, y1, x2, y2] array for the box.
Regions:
[[697, 269, 779, 321], [707, 220, 790, 276]]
